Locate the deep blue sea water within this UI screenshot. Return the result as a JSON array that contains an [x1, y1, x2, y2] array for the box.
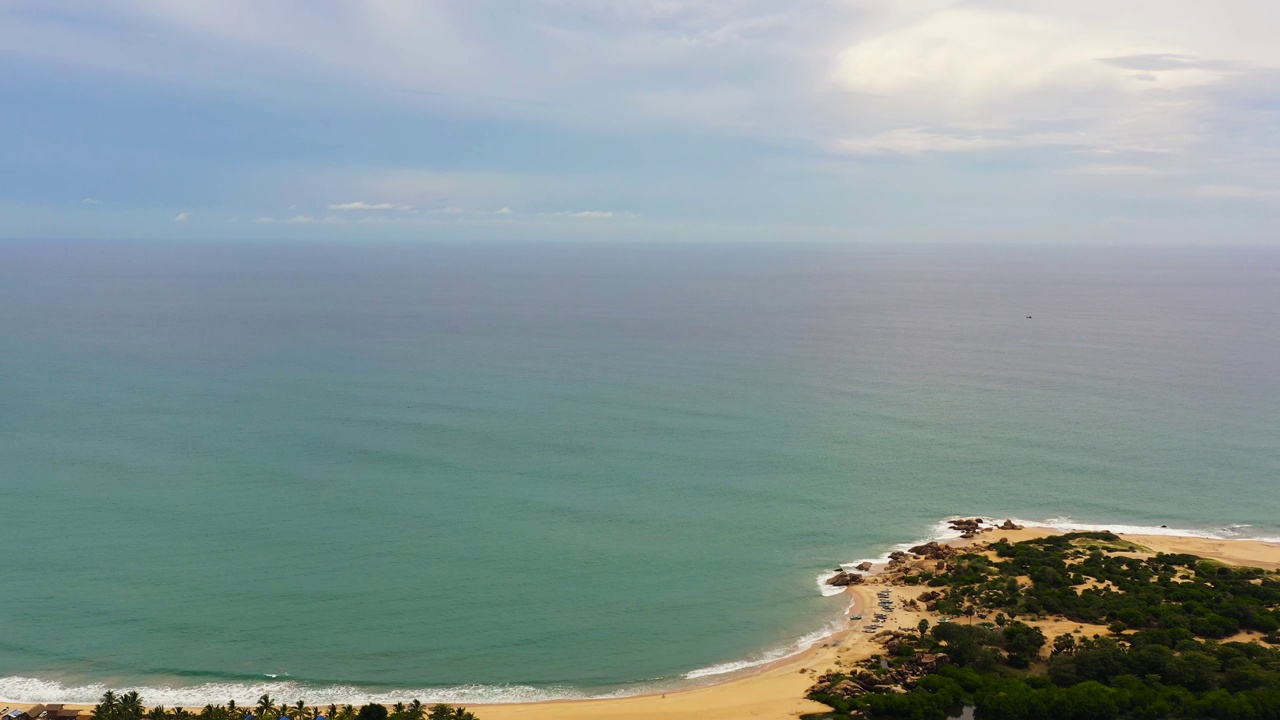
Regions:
[[1, 240, 1278, 704]]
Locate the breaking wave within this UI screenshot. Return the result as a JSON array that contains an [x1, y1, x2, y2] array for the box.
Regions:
[[0, 676, 593, 706], [682, 620, 846, 680]]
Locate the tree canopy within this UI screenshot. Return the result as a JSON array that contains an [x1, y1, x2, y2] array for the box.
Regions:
[[808, 533, 1280, 719]]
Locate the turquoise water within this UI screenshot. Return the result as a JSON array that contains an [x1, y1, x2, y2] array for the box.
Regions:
[[1, 241, 1278, 704]]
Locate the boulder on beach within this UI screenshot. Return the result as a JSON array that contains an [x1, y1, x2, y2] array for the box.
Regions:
[[831, 679, 864, 698], [948, 517, 984, 532], [826, 570, 865, 587], [999, 519, 1024, 531], [856, 561, 874, 571], [908, 541, 958, 560]]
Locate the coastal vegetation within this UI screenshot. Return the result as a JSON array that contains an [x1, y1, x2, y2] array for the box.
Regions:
[[808, 532, 1280, 719], [89, 692, 477, 720]]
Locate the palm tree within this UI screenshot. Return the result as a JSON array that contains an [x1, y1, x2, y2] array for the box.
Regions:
[[93, 691, 120, 720], [119, 691, 145, 720], [292, 701, 306, 719], [326, 706, 338, 720], [144, 706, 167, 720], [404, 701, 423, 720], [256, 695, 275, 720]]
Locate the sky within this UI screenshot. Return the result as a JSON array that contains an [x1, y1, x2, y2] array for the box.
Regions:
[[2, 0, 1279, 242]]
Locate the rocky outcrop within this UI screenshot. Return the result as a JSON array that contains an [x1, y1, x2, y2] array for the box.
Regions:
[[885, 551, 911, 570], [855, 562, 874, 571], [915, 653, 949, 672], [830, 679, 864, 698], [948, 517, 984, 532], [999, 519, 1024, 530], [810, 651, 954, 701], [908, 541, 959, 560], [826, 570, 865, 586]]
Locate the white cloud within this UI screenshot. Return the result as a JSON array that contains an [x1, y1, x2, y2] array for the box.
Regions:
[[81, 197, 103, 204], [328, 201, 412, 211], [9, 1, 1280, 230], [253, 216, 276, 223], [285, 215, 315, 223], [834, 129, 1016, 156], [827, 8, 1225, 158], [428, 207, 465, 214], [547, 210, 619, 219], [173, 212, 190, 222]]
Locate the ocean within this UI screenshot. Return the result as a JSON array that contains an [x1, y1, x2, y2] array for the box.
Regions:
[[1, 240, 1278, 705]]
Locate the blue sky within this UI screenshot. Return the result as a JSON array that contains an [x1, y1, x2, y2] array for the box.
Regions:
[[2, 0, 1279, 242]]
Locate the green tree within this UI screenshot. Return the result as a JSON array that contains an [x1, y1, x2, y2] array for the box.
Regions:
[[355, 705, 387, 720], [92, 691, 121, 720], [424, 707, 455, 720], [1054, 681, 1120, 719], [119, 691, 145, 720], [1168, 651, 1220, 692], [1002, 622, 1047, 668], [1051, 632, 1076, 656]]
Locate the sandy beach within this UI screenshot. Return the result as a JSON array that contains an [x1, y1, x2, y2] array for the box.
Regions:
[[7, 525, 1280, 720], [474, 526, 1280, 720]]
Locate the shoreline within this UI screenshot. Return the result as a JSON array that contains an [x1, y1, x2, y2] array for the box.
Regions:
[[7, 519, 1280, 719]]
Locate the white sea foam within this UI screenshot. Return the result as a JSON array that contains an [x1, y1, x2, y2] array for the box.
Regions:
[[815, 569, 849, 597], [1007, 516, 1280, 543], [0, 676, 591, 706], [682, 620, 846, 680]]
